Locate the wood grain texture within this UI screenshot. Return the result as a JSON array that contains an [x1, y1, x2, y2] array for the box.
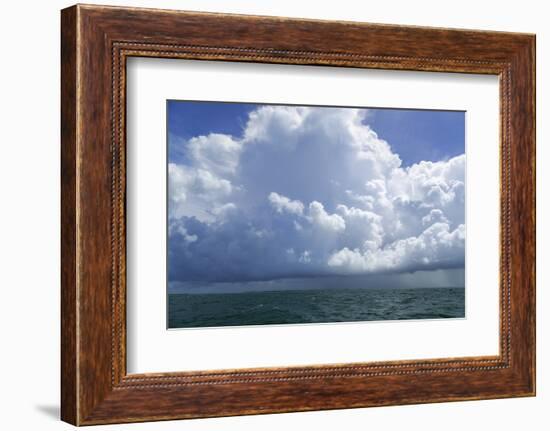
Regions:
[[60, 4, 536, 425], [60, 5, 78, 425]]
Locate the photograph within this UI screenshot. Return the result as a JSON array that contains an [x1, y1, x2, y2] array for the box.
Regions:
[[48, 1, 536, 426], [167, 101, 466, 328]]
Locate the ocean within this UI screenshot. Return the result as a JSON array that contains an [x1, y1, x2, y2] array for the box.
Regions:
[[168, 286, 465, 329]]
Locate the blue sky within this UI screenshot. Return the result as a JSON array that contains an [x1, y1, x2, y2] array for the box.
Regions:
[[167, 100, 465, 167], [167, 101, 465, 292]]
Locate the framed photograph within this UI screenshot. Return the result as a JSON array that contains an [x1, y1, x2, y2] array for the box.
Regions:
[[61, 4, 536, 425]]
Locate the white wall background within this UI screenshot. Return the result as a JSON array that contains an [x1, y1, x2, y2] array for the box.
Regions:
[[0, 0, 545, 429]]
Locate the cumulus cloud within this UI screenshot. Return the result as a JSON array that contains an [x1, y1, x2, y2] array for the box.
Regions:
[[187, 133, 242, 176], [168, 105, 465, 284], [308, 201, 346, 232], [328, 222, 465, 273], [168, 163, 234, 221], [268, 192, 304, 216]]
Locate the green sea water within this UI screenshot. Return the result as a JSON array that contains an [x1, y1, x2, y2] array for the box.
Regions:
[[168, 286, 465, 329]]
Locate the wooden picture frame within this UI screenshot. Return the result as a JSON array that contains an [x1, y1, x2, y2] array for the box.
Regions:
[[61, 4, 535, 425]]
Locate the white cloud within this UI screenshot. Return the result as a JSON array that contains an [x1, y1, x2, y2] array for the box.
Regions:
[[268, 192, 304, 215], [328, 222, 465, 273], [168, 106, 465, 283], [299, 250, 312, 263], [187, 133, 242, 176], [168, 163, 234, 221], [307, 201, 346, 232], [422, 208, 449, 226]]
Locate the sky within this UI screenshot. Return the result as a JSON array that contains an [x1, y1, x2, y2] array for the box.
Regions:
[[167, 101, 465, 293]]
